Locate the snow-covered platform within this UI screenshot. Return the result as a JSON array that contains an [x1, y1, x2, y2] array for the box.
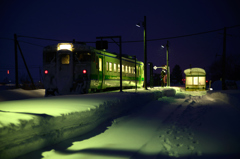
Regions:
[[1, 87, 240, 159], [0, 88, 166, 159]]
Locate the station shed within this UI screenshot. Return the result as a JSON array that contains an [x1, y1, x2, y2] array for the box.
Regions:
[[184, 68, 206, 91]]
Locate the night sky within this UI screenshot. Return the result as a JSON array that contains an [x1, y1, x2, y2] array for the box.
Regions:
[[1, 0, 240, 83]]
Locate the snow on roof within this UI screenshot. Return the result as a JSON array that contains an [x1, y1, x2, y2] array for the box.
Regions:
[[184, 68, 206, 76]]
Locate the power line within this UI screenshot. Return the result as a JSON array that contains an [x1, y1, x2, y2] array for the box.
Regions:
[[3, 24, 240, 45], [18, 40, 45, 47]]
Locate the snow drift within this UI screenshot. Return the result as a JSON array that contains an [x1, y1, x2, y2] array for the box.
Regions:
[[0, 90, 163, 159]]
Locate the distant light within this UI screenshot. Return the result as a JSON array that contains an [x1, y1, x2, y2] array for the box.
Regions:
[[83, 70, 87, 74], [209, 88, 213, 91], [206, 80, 208, 83], [136, 23, 141, 27], [7, 70, 9, 74], [57, 43, 72, 51], [44, 70, 48, 74], [161, 45, 165, 49]]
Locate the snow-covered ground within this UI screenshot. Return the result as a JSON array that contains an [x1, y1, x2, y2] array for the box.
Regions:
[[0, 87, 240, 159]]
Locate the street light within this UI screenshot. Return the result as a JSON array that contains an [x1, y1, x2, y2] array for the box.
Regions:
[[136, 16, 147, 90]]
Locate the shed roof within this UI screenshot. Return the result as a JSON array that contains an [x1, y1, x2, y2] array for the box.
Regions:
[[184, 68, 206, 76]]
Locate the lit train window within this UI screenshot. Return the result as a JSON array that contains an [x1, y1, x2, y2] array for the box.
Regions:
[[61, 54, 70, 64], [114, 63, 117, 72], [133, 67, 135, 74], [106, 62, 108, 71], [129, 66, 131, 74], [125, 66, 128, 73], [99, 58, 102, 71], [109, 62, 112, 72], [118, 64, 120, 72], [122, 65, 124, 72]]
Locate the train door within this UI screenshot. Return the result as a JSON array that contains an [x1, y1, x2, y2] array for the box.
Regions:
[[98, 56, 103, 89], [56, 51, 73, 94]]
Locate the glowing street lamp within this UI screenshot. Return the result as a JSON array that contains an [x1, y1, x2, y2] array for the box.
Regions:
[[136, 16, 147, 89]]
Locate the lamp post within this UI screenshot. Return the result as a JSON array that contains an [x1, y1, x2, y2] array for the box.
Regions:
[[161, 41, 170, 87], [136, 16, 147, 89], [166, 40, 170, 87]]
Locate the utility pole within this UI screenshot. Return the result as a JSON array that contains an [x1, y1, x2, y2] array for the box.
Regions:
[[222, 27, 226, 90], [14, 34, 18, 88], [166, 40, 170, 87], [143, 16, 147, 90]]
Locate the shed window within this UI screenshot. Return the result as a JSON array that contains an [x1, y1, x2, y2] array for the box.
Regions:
[[193, 77, 198, 85], [186, 77, 192, 85], [199, 77, 205, 85]]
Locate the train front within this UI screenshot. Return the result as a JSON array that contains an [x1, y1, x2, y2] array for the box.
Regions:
[[43, 43, 92, 96]]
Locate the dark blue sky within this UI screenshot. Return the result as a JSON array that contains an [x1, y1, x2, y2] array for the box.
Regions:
[[1, 0, 240, 82]]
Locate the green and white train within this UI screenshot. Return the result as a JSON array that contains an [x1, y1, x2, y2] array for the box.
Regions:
[[43, 43, 144, 95]]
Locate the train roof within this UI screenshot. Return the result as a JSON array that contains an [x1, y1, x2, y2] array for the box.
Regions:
[[43, 43, 141, 62]]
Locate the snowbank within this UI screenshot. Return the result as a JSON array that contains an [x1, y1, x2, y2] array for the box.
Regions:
[[0, 89, 163, 159], [0, 89, 45, 102]]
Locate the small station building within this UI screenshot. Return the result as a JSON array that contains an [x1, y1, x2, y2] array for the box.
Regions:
[[184, 68, 206, 91]]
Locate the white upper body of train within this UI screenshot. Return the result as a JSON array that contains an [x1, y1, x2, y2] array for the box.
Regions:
[[43, 43, 144, 95]]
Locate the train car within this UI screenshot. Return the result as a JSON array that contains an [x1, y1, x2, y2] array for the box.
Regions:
[[43, 43, 144, 95]]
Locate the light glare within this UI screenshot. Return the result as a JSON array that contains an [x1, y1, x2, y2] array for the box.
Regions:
[[57, 43, 72, 51]]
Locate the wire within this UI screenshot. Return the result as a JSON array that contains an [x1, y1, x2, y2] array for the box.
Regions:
[[0, 37, 14, 41], [18, 40, 45, 47], [3, 24, 240, 45]]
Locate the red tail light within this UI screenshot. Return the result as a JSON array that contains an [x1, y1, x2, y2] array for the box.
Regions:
[[44, 70, 48, 74], [83, 70, 87, 74]]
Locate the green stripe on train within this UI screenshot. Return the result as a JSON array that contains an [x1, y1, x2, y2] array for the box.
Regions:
[[90, 74, 143, 81]]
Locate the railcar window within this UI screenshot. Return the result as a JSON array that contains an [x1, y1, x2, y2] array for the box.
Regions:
[[61, 54, 70, 64], [99, 58, 102, 71], [125, 66, 128, 73], [106, 62, 108, 71], [118, 64, 120, 72], [109, 62, 112, 72], [136, 66, 139, 75], [129, 66, 131, 74], [45, 52, 56, 63], [122, 65, 124, 72], [114, 63, 117, 72], [133, 67, 135, 74], [74, 52, 91, 62]]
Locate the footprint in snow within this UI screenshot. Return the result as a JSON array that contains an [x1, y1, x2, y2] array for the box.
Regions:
[[176, 143, 183, 147], [188, 145, 194, 150], [188, 136, 194, 140], [193, 140, 199, 144]]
